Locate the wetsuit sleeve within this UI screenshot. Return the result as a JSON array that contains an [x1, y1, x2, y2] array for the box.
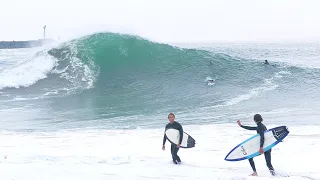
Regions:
[[257, 123, 265, 147], [240, 125, 257, 130], [163, 133, 166, 145], [178, 123, 183, 144], [163, 125, 168, 145]]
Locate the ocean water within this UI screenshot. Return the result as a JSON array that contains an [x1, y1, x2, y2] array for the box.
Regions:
[[0, 32, 320, 180]]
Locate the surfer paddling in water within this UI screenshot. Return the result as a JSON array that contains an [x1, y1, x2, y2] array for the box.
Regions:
[[237, 114, 275, 176], [162, 113, 183, 164]]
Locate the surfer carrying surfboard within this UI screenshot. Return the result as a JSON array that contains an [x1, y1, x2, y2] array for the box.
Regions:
[[162, 113, 183, 164], [237, 114, 275, 176]]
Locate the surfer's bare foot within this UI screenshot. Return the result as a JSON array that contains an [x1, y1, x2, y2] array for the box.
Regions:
[[250, 172, 258, 176], [172, 160, 178, 164], [270, 170, 275, 176]]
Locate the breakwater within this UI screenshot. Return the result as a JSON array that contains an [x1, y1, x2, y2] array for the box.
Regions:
[[0, 39, 55, 49]]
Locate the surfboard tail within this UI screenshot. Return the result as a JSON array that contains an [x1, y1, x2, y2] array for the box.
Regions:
[[165, 129, 196, 148]]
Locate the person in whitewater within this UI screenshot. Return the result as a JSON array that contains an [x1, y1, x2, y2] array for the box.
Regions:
[[237, 114, 275, 176], [162, 113, 183, 164], [264, 60, 269, 65]]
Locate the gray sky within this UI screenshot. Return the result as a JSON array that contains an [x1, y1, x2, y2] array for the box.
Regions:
[[1, 0, 320, 43]]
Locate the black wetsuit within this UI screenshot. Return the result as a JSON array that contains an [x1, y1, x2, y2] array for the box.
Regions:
[[241, 122, 274, 172], [163, 121, 183, 163]]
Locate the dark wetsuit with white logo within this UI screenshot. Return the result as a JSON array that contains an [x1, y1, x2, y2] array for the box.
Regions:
[[241, 122, 274, 172]]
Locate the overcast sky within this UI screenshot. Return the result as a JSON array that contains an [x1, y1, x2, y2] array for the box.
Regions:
[[0, 0, 320, 43]]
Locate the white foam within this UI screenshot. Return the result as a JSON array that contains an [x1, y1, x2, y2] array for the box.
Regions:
[[0, 43, 98, 101], [0, 50, 57, 89], [51, 42, 99, 90], [197, 70, 288, 112], [0, 124, 319, 180], [215, 71, 282, 108]]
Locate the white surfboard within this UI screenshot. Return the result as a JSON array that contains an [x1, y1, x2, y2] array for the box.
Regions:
[[225, 126, 289, 161], [165, 128, 195, 148]]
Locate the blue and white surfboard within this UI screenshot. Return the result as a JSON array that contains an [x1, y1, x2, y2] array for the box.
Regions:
[[225, 126, 289, 161]]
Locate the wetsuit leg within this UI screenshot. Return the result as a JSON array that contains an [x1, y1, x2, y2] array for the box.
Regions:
[[249, 158, 256, 172], [171, 144, 181, 163], [264, 149, 274, 170], [174, 147, 180, 162], [171, 144, 176, 163]]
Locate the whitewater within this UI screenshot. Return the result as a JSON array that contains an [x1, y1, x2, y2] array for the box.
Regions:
[[0, 32, 320, 180]]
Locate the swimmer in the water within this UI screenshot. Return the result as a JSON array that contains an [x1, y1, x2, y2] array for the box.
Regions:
[[208, 79, 215, 83], [264, 60, 269, 65]]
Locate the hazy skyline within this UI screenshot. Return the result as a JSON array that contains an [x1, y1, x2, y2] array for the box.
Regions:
[[1, 0, 320, 43]]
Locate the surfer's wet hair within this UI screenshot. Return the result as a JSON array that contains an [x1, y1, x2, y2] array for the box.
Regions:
[[168, 113, 175, 118], [254, 114, 263, 122]]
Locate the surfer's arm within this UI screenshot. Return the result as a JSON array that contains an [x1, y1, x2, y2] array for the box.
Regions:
[[240, 125, 257, 130], [163, 134, 167, 145], [163, 125, 169, 145]]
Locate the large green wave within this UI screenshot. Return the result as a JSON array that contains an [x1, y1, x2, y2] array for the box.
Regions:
[[1, 32, 320, 130], [47, 32, 287, 122]]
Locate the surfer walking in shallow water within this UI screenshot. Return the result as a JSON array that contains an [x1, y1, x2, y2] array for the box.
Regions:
[[237, 114, 275, 176], [162, 113, 183, 164]]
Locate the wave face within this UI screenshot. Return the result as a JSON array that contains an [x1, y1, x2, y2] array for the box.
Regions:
[[1, 32, 320, 130], [47, 33, 280, 114]]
